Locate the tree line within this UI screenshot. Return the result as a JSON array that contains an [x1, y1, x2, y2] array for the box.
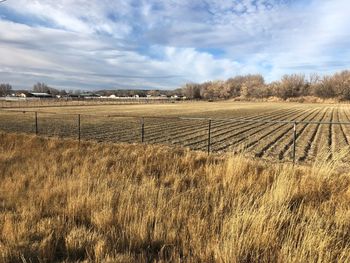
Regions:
[[0, 82, 68, 97], [180, 70, 350, 101], [2, 70, 350, 100], [0, 83, 177, 97]]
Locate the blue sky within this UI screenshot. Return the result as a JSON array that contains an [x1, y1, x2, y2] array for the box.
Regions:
[[0, 0, 349, 90]]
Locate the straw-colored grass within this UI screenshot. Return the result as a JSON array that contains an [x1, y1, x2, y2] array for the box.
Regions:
[[1, 132, 350, 262]]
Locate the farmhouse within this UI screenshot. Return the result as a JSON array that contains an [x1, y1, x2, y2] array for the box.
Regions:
[[16, 92, 53, 98], [29, 92, 53, 98], [16, 92, 28, 98]]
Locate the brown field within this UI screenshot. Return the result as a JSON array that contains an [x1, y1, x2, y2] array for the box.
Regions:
[[1, 101, 350, 164], [1, 132, 350, 262], [0, 98, 180, 108]]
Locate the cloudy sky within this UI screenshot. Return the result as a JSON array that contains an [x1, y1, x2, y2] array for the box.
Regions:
[[0, 0, 349, 90]]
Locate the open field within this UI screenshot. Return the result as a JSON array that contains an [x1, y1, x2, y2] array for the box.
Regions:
[[1, 132, 350, 262], [1, 101, 350, 164]]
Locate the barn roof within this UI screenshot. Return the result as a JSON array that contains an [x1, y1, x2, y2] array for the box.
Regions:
[[30, 92, 51, 96]]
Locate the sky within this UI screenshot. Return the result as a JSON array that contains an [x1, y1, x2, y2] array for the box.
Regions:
[[0, 0, 349, 90]]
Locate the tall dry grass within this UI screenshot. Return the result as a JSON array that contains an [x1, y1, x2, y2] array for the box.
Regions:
[[1, 132, 350, 262]]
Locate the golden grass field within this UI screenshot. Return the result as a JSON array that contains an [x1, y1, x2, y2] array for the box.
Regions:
[[1, 132, 350, 262]]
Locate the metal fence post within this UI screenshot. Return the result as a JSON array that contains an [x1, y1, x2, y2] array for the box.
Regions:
[[207, 119, 212, 154], [35, 111, 38, 135], [78, 114, 81, 142], [141, 117, 145, 143], [292, 122, 297, 164]]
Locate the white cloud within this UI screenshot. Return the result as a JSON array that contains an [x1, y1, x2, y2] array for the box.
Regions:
[[0, 0, 349, 89]]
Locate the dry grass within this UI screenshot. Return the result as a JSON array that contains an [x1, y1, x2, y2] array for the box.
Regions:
[[4, 101, 323, 117], [1, 132, 350, 262]]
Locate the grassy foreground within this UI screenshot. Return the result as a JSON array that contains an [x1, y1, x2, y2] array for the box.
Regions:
[[1, 133, 350, 262]]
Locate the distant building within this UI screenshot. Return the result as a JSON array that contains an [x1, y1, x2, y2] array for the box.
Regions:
[[16, 92, 28, 98], [30, 92, 53, 98], [79, 93, 100, 98], [15, 92, 52, 98]]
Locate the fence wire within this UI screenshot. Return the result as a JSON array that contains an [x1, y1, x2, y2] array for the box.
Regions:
[[1, 110, 350, 164]]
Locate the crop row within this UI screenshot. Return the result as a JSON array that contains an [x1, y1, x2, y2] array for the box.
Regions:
[[1, 106, 350, 163]]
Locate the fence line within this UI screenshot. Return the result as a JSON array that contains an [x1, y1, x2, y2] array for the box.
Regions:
[[1, 110, 350, 164], [78, 114, 81, 142], [207, 119, 212, 154], [35, 111, 38, 135]]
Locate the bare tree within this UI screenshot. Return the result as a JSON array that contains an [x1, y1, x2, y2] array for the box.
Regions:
[[312, 76, 335, 99], [181, 83, 201, 99], [240, 74, 265, 98], [0, 83, 12, 97], [332, 70, 350, 100], [179, 70, 350, 101], [33, 82, 50, 93], [274, 74, 307, 99], [33, 82, 59, 95]]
